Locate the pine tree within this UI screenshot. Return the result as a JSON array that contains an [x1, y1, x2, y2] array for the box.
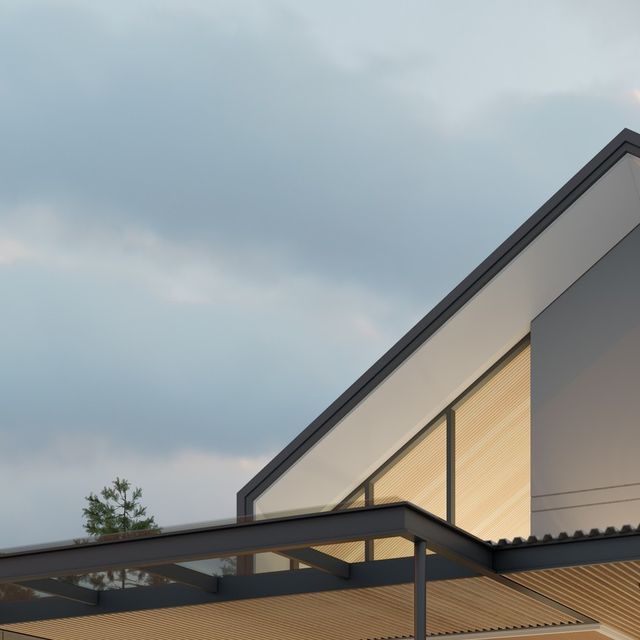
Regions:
[[83, 477, 157, 537], [82, 477, 159, 589]]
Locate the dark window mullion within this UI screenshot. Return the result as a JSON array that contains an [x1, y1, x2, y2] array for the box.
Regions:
[[365, 481, 374, 561], [446, 407, 456, 525]]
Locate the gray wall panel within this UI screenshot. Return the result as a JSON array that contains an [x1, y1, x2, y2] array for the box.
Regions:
[[531, 223, 640, 536]]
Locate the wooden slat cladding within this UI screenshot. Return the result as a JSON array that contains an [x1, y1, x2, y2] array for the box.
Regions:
[[373, 535, 415, 560], [513, 560, 640, 640], [371, 418, 446, 560], [4, 576, 578, 640], [313, 539, 366, 563], [374, 418, 447, 518], [314, 490, 366, 562], [455, 345, 531, 542]]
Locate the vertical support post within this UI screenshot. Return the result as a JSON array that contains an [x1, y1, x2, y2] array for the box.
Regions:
[[414, 539, 427, 640]]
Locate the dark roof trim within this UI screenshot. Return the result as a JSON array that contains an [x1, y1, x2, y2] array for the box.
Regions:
[[237, 128, 640, 517]]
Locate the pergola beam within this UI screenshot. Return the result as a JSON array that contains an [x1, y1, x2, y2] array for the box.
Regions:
[[0, 556, 473, 625], [15, 579, 98, 606], [142, 564, 218, 593], [403, 508, 493, 574], [280, 548, 350, 578]]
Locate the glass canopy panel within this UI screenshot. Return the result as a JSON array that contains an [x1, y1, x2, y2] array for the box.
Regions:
[[58, 569, 173, 590], [454, 344, 531, 542]]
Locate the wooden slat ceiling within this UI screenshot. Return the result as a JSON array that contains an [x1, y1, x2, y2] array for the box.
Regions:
[[513, 560, 640, 640], [2, 576, 578, 640]]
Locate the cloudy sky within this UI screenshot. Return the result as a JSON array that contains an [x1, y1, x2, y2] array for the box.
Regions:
[[2, 0, 640, 547]]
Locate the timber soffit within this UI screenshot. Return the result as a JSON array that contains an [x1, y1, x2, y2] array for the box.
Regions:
[[237, 128, 640, 516]]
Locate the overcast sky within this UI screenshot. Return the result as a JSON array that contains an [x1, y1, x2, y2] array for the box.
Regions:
[[2, 0, 640, 547]]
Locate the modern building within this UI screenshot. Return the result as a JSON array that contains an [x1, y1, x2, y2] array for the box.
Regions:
[[2, 129, 640, 640]]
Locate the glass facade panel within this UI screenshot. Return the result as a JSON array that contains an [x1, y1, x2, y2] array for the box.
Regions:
[[454, 344, 531, 542], [314, 489, 366, 562], [373, 417, 446, 517], [264, 339, 530, 567], [371, 418, 446, 559]]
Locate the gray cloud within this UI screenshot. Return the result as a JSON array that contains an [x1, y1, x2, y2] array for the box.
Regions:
[[1, 0, 640, 495], [2, 2, 638, 298]]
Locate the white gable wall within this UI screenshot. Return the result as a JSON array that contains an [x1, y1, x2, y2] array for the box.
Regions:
[[255, 155, 640, 526]]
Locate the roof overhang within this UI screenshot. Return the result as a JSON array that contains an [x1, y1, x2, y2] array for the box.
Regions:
[[2, 504, 640, 639]]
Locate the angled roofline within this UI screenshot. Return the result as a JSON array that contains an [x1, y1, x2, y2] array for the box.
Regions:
[[237, 127, 640, 517]]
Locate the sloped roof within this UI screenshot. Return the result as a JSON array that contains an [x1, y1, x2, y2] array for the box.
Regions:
[[238, 128, 640, 516]]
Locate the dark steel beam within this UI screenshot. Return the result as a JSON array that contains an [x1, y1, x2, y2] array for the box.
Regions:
[[0, 556, 474, 625], [413, 540, 426, 640], [0, 504, 410, 584], [494, 533, 640, 574], [142, 565, 218, 593], [404, 506, 595, 625], [403, 506, 493, 574], [280, 549, 350, 578], [15, 579, 98, 606], [489, 574, 595, 624]]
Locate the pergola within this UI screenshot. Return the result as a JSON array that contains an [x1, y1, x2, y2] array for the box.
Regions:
[[0, 503, 638, 639]]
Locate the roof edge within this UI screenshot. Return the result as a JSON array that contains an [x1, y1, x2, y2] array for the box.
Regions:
[[237, 127, 640, 516]]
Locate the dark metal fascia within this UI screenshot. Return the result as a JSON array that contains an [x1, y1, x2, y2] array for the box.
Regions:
[[494, 531, 640, 573]]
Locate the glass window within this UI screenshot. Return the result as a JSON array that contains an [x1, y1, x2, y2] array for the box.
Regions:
[[372, 417, 446, 559], [373, 417, 446, 516], [314, 490, 366, 562], [454, 345, 530, 542]]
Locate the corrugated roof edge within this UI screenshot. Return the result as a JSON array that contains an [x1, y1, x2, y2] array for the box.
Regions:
[[493, 523, 640, 548], [237, 128, 640, 518]]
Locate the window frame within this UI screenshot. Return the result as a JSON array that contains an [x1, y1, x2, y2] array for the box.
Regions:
[[335, 335, 531, 559]]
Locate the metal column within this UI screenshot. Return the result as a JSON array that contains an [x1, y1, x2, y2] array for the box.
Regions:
[[414, 539, 427, 640]]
